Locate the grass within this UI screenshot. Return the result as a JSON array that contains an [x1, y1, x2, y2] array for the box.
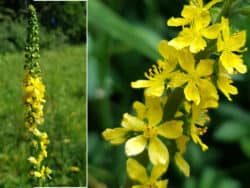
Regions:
[[0, 45, 86, 187]]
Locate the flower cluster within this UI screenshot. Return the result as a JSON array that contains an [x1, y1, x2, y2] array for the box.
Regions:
[[102, 0, 247, 187], [24, 5, 51, 181]]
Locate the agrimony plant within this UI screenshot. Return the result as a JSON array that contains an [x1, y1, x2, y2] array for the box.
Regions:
[[102, 0, 248, 187], [23, 5, 52, 184]]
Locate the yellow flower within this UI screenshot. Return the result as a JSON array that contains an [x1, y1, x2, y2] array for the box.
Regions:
[[169, 49, 218, 106], [217, 65, 238, 101], [131, 41, 178, 97], [167, 0, 221, 53], [175, 135, 190, 177], [31, 166, 52, 179], [103, 96, 183, 165], [217, 17, 247, 74], [190, 104, 210, 151], [168, 0, 222, 27], [70, 166, 80, 172], [127, 158, 168, 188]]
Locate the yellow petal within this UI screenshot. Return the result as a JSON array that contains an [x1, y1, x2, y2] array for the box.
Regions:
[[158, 120, 183, 139], [150, 164, 168, 181], [127, 158, 148, 183], [178, 49, 195, 73], [220, 51, 247, 74], [121, 113, 145, 131], [146, 96, 163, 126], [148, 137, 169, 165], [175, 153, 190, 177], [158, 40, 178, 63], [227, 30, 246, 52], [196, 59, 214, 77], [221, 17, 230, 41], [102, 128, 128, 144], [190, 35, 207, 53], [169, 28, 193, 50], [202, 23, 221, 39], [156, 180, 169, 188], [125, 135, 147, 156], [144, 80, 165, 97], [181, 5, 197, 19], [133, 101, 146, 119], [176, 135, 190, 154], [167, 17, 189, 26], [217, 74, 238, 101], [168, 72, 188, 88], [184, 81, 200, 105], [131, 80, 153, 88]]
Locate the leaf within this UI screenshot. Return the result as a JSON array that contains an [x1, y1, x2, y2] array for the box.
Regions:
[[199, 168, 217, 188], [217, 103, 250, 124], [217, 178, 241, 188], [89, 0, 161, 60], [240, 137, 250, 158], [213, 121, 249, 142], [235, 6, 250, 16]]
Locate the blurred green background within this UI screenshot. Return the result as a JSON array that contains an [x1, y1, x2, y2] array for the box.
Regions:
[[0, 1, 86, 187], [88, 0, 250, 188]]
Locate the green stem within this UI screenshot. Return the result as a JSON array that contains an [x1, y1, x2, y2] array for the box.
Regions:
[[215, 0, 237, 22], [162, 88, 184, 122]]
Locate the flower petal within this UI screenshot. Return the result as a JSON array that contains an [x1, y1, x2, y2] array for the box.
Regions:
[[121, 113, 145, 131], [102, 128, 128, 144], [184, 81, 200, 105], [156, 180, 169, 188], [158, 120, 183, 139], [196, 59, 214, 77], [133, 101, 146, 119], [169, 28, 193, 50], [127, 158, 148, 184], [227, 30, 246, 52], [146, 96, 163, 126], [168, 72, 188, 88], [217, 74, 238, 101], [202, 23, 221, 39], [148, 137, 169, 165], [176, 135, 190, 154], [125, 135, 147, 156], [167, 17, 189, 27], [220, 51, 247, 74], [178, 49, 195, 73], [175, 153, 190, 177], [190, 35, 207, 53], [150, 164, 168, 181]]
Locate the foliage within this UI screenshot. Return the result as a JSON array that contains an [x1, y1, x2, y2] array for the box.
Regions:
[[0, 45, 86, 187], [0, 1, 86, 53], [88, 0, 250, 187]]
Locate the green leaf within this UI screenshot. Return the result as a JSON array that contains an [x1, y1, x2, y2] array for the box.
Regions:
[[217, 103, 250, 124], [214, 121, 249, 142], [240, 137, 250, 158], [184, 177, 197, 188], [235, 6, 250, 16], [217, 178, 241, 188], [199, 168, 217, 188], [89, 0, 161, 61]]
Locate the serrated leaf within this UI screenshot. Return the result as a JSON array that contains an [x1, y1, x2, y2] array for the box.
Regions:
[[214, 121, 248, 142]]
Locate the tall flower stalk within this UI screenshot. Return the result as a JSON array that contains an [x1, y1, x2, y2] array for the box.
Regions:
[[102, 0, 248, 187], [23, 5, 52, 184]]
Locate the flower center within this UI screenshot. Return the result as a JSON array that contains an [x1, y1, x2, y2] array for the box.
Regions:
[[144, 124, 158, 139]]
